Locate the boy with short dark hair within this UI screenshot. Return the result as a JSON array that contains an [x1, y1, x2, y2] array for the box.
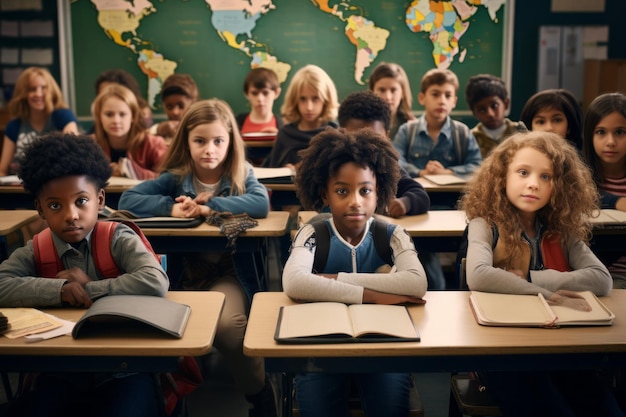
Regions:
[[465, 74, 525, 157], [236, 67, 283, 134], [0, 132, 169, 417], [338, 90, 430, 217], [393, 68, 482, 178]]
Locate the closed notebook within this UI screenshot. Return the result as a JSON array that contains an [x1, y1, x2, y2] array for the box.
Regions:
[[72, 295, 191, 339], [252, 167, 294, 184], [99, 206, 204, 228], [469, 291, 614, 328], [275, 302, 420, 343]]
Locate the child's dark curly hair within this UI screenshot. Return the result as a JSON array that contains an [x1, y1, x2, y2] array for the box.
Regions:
[[338, 91, 391, 132], [295, 129, 400, 212], [19, 133, 112, 197]]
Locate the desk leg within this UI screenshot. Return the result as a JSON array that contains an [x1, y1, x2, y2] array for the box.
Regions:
[[281, 372, 293, 417]]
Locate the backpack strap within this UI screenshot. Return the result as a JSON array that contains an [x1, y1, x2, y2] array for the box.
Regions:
[[371, 219, 393, 266], [92, 221, 122, 278], [33, 228, 63, 278], [311, 220, 330, 274], [94, 221, 162, 278], [451, 120, 469, 165]]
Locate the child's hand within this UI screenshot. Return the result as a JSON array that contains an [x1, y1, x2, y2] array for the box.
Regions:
[[56, 267, 92, 287], [61, 282, 93, 308], [422, 160, 453, 175], [110, 162, 121, 177], [548, 290, 592, 312], [362, 289, 426, 305], [194, 192, 213, 205], [387, 198, 407, 217]]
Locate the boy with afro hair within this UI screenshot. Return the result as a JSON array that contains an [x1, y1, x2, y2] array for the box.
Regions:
[[0, 132, 168, 417]]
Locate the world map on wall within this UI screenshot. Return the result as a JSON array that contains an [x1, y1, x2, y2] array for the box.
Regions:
[[72, 0, 507, 115]]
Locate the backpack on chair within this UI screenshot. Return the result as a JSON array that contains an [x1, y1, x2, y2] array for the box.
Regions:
[[32, 220, 201, 417]]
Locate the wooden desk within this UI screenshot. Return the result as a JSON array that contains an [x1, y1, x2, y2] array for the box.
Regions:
[[0, 210, 38, 260], [415, 177, 466, 208], [0, 210, 38, 236], [245, 140, 275, 148], [143, 211, 289, 289], [0, 177, 142, 210], [246, 291, 626, 417], [297, 210, 467, 252], [0, 291, 224, 371], [245, 290, 626, 371], [143, 211, 289, 252]]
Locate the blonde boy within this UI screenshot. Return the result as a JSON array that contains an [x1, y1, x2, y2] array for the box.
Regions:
[[392, 68, 482, 178]]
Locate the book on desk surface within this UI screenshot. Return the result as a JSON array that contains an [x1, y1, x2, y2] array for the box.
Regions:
[[99, 206, 204, 228], [72, 295, 191, 339], [252, 167, 294, 184], [469, 291, 614, 328], [242, 132, 277, 141], [0, 175, 22, 185], [423, 174, 467, 185], [275, 302, 419, 344], [591, 209, 626, 225]]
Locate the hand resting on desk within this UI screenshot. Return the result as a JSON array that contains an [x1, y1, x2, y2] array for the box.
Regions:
[[547, 290, 592, 312]]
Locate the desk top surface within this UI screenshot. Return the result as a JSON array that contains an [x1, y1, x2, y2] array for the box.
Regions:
[[244, 290, 626, 358], [298, 211, 468, 237], [142, 211, 289, 237], [0, 210, 38, 235], [0, 177, 142, 195], [415, 177, 467, 192], [0, 291, 224, 357]]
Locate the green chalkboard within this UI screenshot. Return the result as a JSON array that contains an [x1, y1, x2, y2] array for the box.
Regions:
[[65, 0, 512, 120]]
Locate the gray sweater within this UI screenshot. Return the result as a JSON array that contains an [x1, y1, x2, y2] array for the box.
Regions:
[[0, 223, 169, 307], [466, 217, 612, 298]]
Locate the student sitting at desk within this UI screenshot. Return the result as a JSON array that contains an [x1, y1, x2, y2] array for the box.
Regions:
[[92, 84, 168, 180], [0, 133, 168, 417], [283, 129, 427, 417], [459, 131, 620, 417], [583, 92, 626, 289], [0, 67, 78, 177], [118, 99, 277, 417], [338, 90, 430, 217]]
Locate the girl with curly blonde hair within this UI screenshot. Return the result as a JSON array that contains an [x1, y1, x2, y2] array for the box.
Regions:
[[459, 130, 617, 417]]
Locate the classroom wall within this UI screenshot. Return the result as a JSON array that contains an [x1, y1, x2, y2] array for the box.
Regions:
[[0, 1, 624, 126], [509, 0, 625, 119]]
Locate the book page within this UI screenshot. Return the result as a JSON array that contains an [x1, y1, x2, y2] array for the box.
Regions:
[[423, 174, 467, 185], [470, 292, 555, 326], [349, 304, 418, 339], [551, 291, 614, 325], [252, 167, 294, 180], [277, 302, 353, 339], [0, 308, 62, 339], [0, 175, 22, 185]]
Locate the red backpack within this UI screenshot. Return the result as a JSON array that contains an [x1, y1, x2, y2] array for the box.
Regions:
[[32, 220, 201, 416], [33, 221, 160, 278]]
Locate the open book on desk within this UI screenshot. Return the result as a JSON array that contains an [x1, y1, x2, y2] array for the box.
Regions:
[[423, 174, 467, 186], [469, 291, 614, 328], [590, 209, 626, 226], [99, 206, 204, 228], [72, 295, 191, 339], [275, 302, 420, 344]]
